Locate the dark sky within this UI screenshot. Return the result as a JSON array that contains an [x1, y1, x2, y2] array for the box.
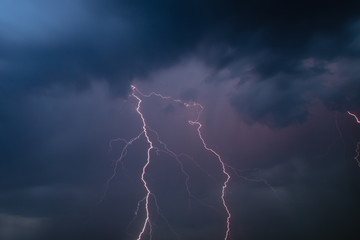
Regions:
[[1, 1, 360, 240]]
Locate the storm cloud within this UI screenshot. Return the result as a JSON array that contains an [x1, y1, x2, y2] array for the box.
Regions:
[[1, 1, 360, 240], [2, 1, 360, 119]]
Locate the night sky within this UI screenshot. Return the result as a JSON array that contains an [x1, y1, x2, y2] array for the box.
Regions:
[[1, 1, 360, 240]]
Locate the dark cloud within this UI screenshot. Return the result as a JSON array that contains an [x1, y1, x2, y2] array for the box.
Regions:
[[1, 1, 358, 83], [2, 0, 360, 126]]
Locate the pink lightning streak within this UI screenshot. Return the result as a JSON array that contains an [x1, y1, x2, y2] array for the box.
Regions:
[[348, 111, 360, 167], [188, 120, 231, 240], [348, 111, 360, 124], [132, 86, 232, 240], [131, 85, 154, 240]]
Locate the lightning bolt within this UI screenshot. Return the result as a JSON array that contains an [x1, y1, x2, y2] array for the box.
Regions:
[[348, 111, 360, 167], [188, 120, 232, 240], [104, 85, 233, 239], [348, 111, 360, 124], [133, 86, 232, 239], [131, 85, 154, 240]]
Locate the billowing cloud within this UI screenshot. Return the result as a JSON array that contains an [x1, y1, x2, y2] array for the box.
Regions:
[[1, 0, 360, 126]]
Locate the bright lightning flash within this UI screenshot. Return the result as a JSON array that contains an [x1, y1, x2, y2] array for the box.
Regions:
[[131, 85, 154, 240], [188, 120, 231, 239], [348, 111, 360, 124], [130, 85, 232, 240], [101, 84, 275, 240]]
